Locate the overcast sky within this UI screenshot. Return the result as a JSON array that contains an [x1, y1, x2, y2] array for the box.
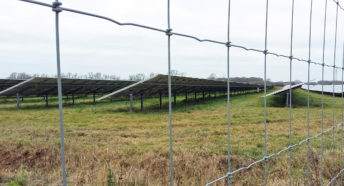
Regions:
[[1, 0, 344, 82]]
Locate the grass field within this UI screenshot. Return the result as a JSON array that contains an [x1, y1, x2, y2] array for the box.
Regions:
[[0, 88, 343, 185]]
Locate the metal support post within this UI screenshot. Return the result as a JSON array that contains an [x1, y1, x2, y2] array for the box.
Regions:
[[16, 92, 20, 109], [173, 92, 177, 106], [130, 93, 133, 112], [46, 94, 49, 107], [93, 93, 96, 104], [159, 92, 162, 109], [140, 93, 144, 112]]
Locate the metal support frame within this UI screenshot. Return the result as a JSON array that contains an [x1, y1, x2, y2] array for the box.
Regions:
[[16, 92, 20, 109], [140, 93, 144, 112], [159, 91, 162, 109], [72, 93, 75, 105], [45, 94, 49, 107], [173, 92, 176, 106], [93, 92, 96, 104], [130, 93, 133, 112]]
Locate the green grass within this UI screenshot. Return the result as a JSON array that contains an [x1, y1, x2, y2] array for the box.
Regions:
[[0, 88, 343, 185]]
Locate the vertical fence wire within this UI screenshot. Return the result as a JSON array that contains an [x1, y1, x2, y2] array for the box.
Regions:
[[341, 43, 344, 186], [306, 0, 313, 185], [226, 0, 232, 185], [263, 0, 270, 185], [167, 0, 173, 185], [52, 1, 67, 186], [321, 0, 329, 185], [288, 0, 295, 185], [332, 3, 339, 185]]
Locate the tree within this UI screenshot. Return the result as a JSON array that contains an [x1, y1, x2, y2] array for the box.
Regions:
[[149, 73, 157, 78], [170, 70, 186, 76], [8, 72, 32, 79], [129, 73, 146, 81], [208, 73, 217, 80]]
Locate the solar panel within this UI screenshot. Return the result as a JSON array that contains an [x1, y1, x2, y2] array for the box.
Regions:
[[301, 84, 344, 95], [0, 77, 136, 97], [98, 74, 264, 100], [0, 79, 25, 92], [265, 83, 304, 97]]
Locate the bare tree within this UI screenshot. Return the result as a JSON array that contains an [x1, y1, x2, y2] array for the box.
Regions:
[[129, 73, 146, 81], [8, 72, 32, 79], [170, 70, 186, 77], [149, 73, 157, 78], [208, 73, 217, 80], [109, 75, 120, 80]]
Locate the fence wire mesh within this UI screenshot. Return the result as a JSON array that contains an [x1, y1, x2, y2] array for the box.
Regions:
[[14, 0, 344, 185]]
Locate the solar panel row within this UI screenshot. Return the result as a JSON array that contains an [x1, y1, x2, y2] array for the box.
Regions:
[[98, 74, 263, 100], [0, 74, 268, 110]]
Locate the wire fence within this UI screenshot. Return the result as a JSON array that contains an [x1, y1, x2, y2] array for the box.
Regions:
[[15, 0, 344, 185]]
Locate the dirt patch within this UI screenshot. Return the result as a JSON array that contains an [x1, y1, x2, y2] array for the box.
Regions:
[[0, 144, 60, 172]]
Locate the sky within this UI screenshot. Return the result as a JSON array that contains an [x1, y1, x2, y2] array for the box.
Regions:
[[1, 0, 344, 82]]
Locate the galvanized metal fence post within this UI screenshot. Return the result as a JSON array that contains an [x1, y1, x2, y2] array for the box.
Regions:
[[167, 0, 174, 185], [263, 0, 269, 185], [226, 0, 232, 185], [52, 1, 67, 185]]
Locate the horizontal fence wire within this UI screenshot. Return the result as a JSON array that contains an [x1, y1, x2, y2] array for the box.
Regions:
[[18, 0, 344, 70], [206, 122, 344, 186], [328, 168, 344, 185], [14, 0, 344, 185]]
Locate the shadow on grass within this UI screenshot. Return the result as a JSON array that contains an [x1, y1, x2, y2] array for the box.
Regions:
[[263, 89, 332, 108], [0, 92, 260, 113]]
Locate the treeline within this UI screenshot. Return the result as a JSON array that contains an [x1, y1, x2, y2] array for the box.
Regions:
[[8, 72, 307, 85], [7, 70, 187, 81], [317, 80, 344, 85], [8, 72, 121, 80], [208, 73, 305, 86], [208, 73, 275, 85]]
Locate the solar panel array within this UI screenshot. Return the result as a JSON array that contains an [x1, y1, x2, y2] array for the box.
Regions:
[[0, 77, 135, 97], [98, 74, 265, 100]]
